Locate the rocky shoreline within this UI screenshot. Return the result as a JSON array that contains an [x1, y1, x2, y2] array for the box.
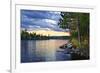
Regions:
[[58, 43, 89, 60]]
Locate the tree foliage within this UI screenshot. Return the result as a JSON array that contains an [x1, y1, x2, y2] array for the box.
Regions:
[[59, 12, 89, 48]]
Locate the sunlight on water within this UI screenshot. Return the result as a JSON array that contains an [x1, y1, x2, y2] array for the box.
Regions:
[[21, 40, 71, 63]]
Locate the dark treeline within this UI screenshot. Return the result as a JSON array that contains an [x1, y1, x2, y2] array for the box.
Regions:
[[21, 30, 69, 40], [21, 30, 49, 40]]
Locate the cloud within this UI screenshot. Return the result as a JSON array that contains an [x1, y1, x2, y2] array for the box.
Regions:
[[43, 19, 57, 24], [21, 10, 66, 32], [21, 10, 61, 20]]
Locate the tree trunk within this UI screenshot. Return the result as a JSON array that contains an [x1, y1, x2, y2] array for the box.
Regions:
[[77, 16, 81, 48]]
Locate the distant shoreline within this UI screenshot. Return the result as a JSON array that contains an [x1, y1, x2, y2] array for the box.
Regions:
[[21, 37, 70, 40]]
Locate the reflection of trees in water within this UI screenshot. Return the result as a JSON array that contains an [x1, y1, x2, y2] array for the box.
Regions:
[[21, 40, 71, 63], [21, 41, 29, 62], [21, 40, 46, 62]]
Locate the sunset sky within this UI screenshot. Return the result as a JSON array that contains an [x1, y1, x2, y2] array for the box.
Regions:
[[21, 10, 70, 36]]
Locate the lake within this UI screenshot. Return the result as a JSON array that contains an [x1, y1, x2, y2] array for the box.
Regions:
[[21, 39, 72, 63]]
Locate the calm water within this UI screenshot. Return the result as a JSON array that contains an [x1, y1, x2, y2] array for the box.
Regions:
[[21, 40, 71, 63]]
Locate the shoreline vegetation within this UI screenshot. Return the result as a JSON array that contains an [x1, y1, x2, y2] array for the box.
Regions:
[[57, 12, 89, 60], [21, 30, 70, 40]]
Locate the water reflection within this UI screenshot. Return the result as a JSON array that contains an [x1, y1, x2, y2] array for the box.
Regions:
[[21, 40, 71, 63]]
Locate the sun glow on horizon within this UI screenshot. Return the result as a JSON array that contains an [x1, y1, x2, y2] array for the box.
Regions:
[[27, 30, 70, 36]]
